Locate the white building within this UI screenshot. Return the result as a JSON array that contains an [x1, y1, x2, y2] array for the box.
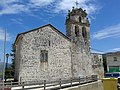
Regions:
[[106, 52, 120, 73]]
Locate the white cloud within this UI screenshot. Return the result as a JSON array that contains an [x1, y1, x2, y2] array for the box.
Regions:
[[93, 24, 120, 40], [10, 18, 29, 29], [0, 0, 100, 15], [10, 18, 24, 25], [54, 0, 99, 14], [0, 28, 11, 41], [91, 47, 120, 54], [29, 0, 54, 7], [0, 0, 29, 15], [112, 48, 120, 51], [107, 48, 120, 52], [91, 50, 104, 54]]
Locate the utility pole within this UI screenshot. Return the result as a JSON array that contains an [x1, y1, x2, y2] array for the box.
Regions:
[[2, 30, 6, 90], [5, 53, 9, 82]]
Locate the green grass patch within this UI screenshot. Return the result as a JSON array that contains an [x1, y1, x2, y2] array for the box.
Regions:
[[0, 72, 3, 78]]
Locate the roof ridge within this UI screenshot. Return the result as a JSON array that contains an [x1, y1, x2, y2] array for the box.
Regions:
[[14, 24, 71, 46]]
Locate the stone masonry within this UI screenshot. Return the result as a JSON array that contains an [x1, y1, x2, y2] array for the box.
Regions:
[[66, 7, 93, 77], [91, 53, 104, 79], [15, 25, 72, 82]]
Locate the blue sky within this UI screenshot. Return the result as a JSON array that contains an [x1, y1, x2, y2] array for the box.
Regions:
[[0, 0, 120, 63]]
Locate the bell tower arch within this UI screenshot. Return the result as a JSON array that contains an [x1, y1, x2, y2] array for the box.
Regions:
[[66, 7, 90, 53]]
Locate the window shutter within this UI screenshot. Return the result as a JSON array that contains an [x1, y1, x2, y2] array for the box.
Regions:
[[45, 52, 48, 61], [41, 52, 44, 62]]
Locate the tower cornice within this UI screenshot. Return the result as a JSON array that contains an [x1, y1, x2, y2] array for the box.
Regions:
[[66, 19, 90, 27], [68, 8, 87, 17]]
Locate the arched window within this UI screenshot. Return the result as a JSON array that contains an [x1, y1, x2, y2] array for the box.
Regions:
[[75, 26, 79, 36], [82, 27, 87, 38], [79, 17, 81, 22]]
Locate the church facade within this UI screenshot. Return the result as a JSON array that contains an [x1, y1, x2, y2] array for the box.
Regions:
[[14, 7, 94, 83]]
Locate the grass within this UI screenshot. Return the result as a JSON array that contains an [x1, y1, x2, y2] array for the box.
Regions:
[[0, 71, 3, 78]]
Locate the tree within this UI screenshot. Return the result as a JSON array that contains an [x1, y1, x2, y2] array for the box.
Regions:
[[5, 44, 15, 78], [102, 54, 107, 73], [10, 44, 15, 77]]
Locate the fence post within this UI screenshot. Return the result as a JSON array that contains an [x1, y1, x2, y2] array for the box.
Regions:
[[44, 80, 46, 90], [22, 82, 24, 89], [117, 78, 120, 90], [86, 76, 88, 82], [79, 77, 80, 84], [10, 81, 12, 89], [59, 78, 61, 89], [71, 78, 72, 87], [19, 81, 20, 85]]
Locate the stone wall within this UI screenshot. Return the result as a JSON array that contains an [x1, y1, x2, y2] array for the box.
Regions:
[[91, 53, 104, 79], [71, 44, 93, 77], [17, 26, 72, 82], [14, 37, 22, 80]]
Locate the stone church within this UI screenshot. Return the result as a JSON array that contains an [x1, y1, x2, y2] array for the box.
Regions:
[[14, 7, 94, 83]]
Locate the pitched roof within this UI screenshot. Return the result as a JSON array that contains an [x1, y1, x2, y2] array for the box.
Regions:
[[14, 24, 71, 46]]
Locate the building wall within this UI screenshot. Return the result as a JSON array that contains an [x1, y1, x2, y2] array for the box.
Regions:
[[14, 37, 22, 80], [71, 44, 93, 77], [16, 26, 72, 82], [91, 53, 104, 79], [106, 53, 120, 72]]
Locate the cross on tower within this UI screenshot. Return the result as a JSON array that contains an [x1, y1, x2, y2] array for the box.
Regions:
[[75, 1, 79, 8]]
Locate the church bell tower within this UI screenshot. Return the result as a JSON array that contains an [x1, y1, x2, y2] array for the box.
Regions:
[[66, 7, 90, 53]]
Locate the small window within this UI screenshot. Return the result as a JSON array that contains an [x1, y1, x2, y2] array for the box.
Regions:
[[113, 57, 117, 61], [85, 41, 87, 45], [41, 50, 48, 62], [79, 17, 81, 22], [75, 26, 79, 36], [82, 27, 87, 38]]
